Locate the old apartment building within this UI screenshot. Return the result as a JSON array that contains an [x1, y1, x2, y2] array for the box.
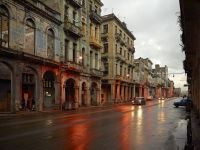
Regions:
[[101, 14, 136, 104], [180, 0, 200, 116], [134, 58, 155, 98], [60, 0, 103, 109], [0, 0, 104, 113], [0, 0, 62, 113]]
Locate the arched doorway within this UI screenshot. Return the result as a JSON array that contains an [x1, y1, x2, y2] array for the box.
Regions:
[[43, 71, 55, 109], [21, 67, 36, 111], [0, 62, 11, 112], [81, 82, 87, 106], [91, 82, 98, 106], [65, 79, 75, 109]]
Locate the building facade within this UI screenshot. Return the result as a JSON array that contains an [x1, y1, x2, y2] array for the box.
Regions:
[[0, 0, 62, 112], [179, 0, 200, 116], [58, 0, 103, 110], [0, 0, 104, 113], [152, 64, 170, 99], [101, 14, 136, 104]]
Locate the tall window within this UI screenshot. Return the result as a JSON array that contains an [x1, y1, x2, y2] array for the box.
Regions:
[[73, 43, 77, 62], [103, 24, 108, 33], [82, 18, 86, 36], [120, 47, 122, 55], [115, 26, 117, 34], [25, 19, 35, 55], [119, 30, 122, 36], [103, 43, 108, 53], [120, 65, 122, 76], [90, 51, 93, 68], [0, 6, 9, 47], [47, 29, 55, 59], [90, 23, 92, 37], [82, 48, 85, 66], [95, 5, 98, 13], [95, 27, 97, 39], [73, 11, 76, 25], [64, 6, 68, 21], [65, 40, 69, 61], [95, 53, 98, 68], [116, 63, 118, 75], [82, 0, 85, 7]]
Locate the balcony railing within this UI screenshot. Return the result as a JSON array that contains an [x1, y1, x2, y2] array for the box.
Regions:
[[90, 68, 103, 77], [64, 21, 82, 38], [90, 36, 102, 49], [116, 53, 126, 62], [115, 33, 125, 45], [126, 43, 135, 53], [89, 10, 102, 24], [62, 61, 83, 73], [67, 0, 82, 8]]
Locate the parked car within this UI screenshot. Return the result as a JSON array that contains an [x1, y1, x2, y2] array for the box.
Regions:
[[132, 97, 146, 105], [173, 98, 193, 108]]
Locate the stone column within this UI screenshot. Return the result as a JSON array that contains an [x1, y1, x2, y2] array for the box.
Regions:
[[86, 87, 91, 106], [139, 85, 142, 97], [126, 85, 129, 101], [116, 83, 120, 102], [111, 83, 116, 103], [54, 79, 61, 106], [38, 74, 44, 112], [74, 86, 79, 109], [61, 78, 65, 108], [133, 85, 136, 98], [121, 85, 124, 102], [14, 66, 22, 112], [129, 86, 132, 100], [96, 88, 100, 105]]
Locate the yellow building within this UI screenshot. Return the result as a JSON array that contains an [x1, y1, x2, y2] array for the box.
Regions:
[[101, 14, 136, 104]]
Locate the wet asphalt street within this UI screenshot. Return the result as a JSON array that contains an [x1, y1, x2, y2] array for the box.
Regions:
[[0, 98, 188, 150]]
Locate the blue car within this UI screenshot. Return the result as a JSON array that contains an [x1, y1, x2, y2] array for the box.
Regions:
[[173, 98, 193, 108]]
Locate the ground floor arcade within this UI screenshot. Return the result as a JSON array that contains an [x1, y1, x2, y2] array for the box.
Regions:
[[0, 59, 101, 113]]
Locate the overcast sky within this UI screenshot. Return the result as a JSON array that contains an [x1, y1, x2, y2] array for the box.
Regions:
[[101, 0, 187, 91]]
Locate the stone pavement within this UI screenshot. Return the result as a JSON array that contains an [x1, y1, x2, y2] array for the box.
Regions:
[[191, 112, 200, 150]]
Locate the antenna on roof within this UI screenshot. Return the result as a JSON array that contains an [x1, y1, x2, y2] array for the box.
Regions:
[[112, 8, 114, 13]]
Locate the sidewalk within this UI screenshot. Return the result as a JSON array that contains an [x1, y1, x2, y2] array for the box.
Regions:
[[0, 98, 176, 117], [191, 112, 200, 150]]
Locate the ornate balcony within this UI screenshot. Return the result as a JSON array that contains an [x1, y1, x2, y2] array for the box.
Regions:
[[90, 68, 103, 77], [116, 53, 126, 62], [67, 0, 82, 8], [89, 10, 102, 24], [115, 33, 125, 45], [90, 36, 102, 49], [61, 61, 83, 73], [126, 43, 135, 53], [64, 21, 82, 38]]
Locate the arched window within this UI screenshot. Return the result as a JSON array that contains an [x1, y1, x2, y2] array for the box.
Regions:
[[0, 5, 9, 47], [25, 18, 35, 55], [47, 29, 55, 59]]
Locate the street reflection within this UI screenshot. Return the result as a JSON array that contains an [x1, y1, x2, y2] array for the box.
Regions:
[[131, 106, 144, 145], [119, 112, 132, 150], [158, 111, 165, 123], [158, 100, 165, 108], [63, 116, 92, 150]]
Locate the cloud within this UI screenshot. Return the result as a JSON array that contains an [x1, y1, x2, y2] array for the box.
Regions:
[[101, 0, 186, 90]]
